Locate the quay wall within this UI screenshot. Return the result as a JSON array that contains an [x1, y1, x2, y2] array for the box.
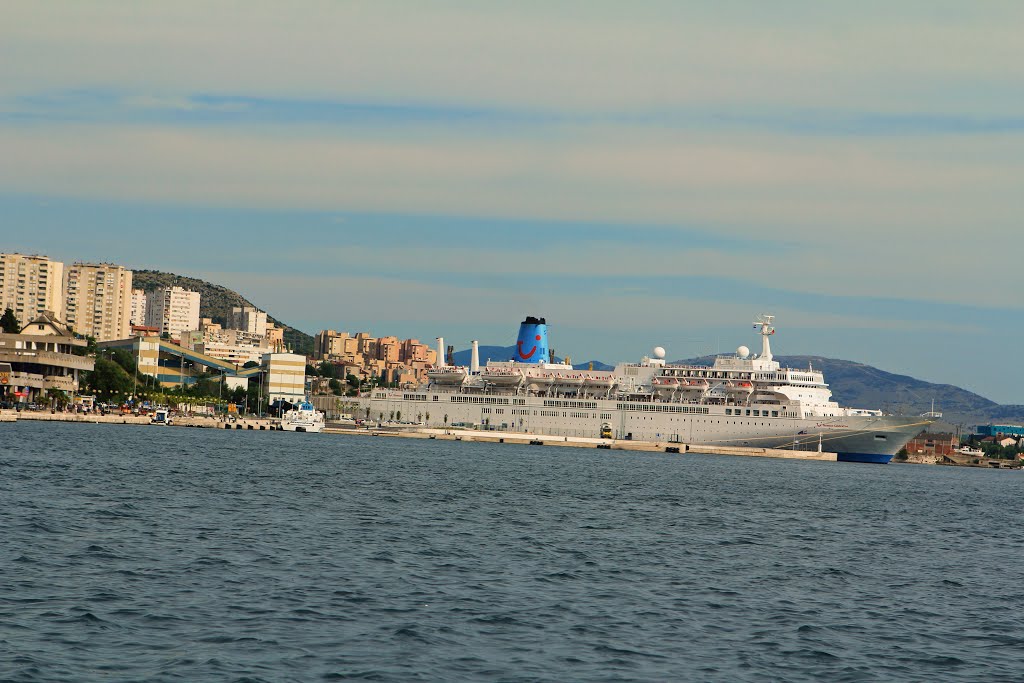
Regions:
[[2, 410, 835, 460]]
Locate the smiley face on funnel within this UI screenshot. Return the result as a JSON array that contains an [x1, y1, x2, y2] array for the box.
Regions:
[[515, 316, 549, 363]]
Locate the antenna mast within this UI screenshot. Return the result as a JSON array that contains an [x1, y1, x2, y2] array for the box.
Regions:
[[753, 314, 775, 360]]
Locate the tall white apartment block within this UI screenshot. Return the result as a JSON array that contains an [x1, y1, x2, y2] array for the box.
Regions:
[[229, 305, 268, 337], [64, 262, 133, 341], [145, 286, 200, 341], [0, 253, 65, 326], [130, 289, 147, 327]]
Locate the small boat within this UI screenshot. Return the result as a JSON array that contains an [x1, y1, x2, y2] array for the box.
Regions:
[[151, 408, 172, 426], [281, 399, 325, 433], [427, 365, 468, 385]]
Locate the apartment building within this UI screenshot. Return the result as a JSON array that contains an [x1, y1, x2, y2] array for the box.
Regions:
[[229, 306, 268, 337], [145, 286, 200, 341], [0, 253, 65, 327], [130, 289, 147, 326], [265, 323, 285, 352], [312, 327, 437, 387], [181, 318, 268, 367], [64, 262, 133, 341]]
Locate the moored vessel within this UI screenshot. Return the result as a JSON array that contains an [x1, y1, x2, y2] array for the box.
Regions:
[[359, 315, 930, 463], [281, 399, 325, 433]]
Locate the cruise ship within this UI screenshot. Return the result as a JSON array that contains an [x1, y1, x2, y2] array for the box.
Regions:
[[356, 315, 930, 463]]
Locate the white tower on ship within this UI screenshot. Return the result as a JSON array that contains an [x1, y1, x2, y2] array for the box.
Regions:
[[754, 314, 775, 360], [436, 337, 445, 367]]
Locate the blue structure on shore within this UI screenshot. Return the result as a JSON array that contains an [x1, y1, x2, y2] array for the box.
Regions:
[[977, 425, 1024, 437]]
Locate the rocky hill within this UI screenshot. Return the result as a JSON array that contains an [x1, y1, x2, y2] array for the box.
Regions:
[[131, 270, 314, 355]]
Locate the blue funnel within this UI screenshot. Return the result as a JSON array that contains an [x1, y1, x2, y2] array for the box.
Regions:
[[515, 316, 548, 364]]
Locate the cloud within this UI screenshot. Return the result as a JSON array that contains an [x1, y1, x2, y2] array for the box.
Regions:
[[3, 2, 1023, 115], [1, 122, 1021, 309]]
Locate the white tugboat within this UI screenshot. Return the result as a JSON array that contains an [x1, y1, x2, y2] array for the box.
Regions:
[[281, 398, 325, 433]]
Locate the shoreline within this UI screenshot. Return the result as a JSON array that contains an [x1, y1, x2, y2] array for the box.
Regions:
[[3, 409, 836, 461]]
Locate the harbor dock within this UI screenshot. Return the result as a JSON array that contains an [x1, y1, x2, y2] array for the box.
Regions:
[[2, 409, 835, 460]]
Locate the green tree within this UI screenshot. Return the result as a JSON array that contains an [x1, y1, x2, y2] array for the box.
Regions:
[[82, 357, 133, 398], [229, 386, 247, 405], [46, 388, 70, 409], [329, 378, 343, 395], [306, 363, 319, 377], [0, 308, 20, 333], [318, 361, 336, 379]]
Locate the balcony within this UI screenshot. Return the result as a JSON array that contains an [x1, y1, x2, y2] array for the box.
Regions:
[[0, 349, 94, 371]]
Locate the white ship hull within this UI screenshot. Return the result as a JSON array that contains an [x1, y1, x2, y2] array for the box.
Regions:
[[355, 314, 930, 463], [355, 392, 925, 460]]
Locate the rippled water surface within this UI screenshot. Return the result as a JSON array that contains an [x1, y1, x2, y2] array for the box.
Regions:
[[2, 422, 1023, 681]]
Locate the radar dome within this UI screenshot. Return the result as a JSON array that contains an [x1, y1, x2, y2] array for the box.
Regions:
[[653, 346, 666, 359], [737, 345, 750, 358]]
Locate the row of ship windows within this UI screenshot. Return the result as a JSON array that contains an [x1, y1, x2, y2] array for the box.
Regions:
[[726, 408, 780, 417], [617, 404, 710, 414]]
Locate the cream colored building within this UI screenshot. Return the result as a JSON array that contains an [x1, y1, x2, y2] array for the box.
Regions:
[[145, 286, 200, 341], [0, 253, 65, 327], [0, 311, 93, 403], [182, 318, 268, 367], [229, 306, 268, 337], [265, 323, 285, 352], [130, 289, 147, 326], [263, 352, 307, 404], [64, 262, 133, 341]]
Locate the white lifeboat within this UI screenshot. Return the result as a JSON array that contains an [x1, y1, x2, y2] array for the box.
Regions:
[[427, 365, 468, 385], [481, 367, 525, 386]]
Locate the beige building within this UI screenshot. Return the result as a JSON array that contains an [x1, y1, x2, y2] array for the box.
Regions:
[[64, 262, 133, 341], [313, 327, 437, 387], [145, 286, 200, 341], [0, 253, 65, 327], [265, 323, 285, 352], [130, 289, 147, 326], [0, 311, 93, 403], [229, 306, 268, 337], [182, 318, 268, 367], [264, 352, 307, 404]]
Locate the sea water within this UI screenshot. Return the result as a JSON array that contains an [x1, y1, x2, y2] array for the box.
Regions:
[[2, 421, 1022, 682]]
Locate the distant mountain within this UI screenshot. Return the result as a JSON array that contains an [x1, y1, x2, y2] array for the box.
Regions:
[[131, 270, 314, 355], [449, 345, 1018, 426]]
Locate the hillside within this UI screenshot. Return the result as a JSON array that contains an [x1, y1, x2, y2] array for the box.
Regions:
[[131, 270, 314, 355]]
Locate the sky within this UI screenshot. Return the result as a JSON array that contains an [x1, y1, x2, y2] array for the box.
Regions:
[[1, 1, 1022, 404]]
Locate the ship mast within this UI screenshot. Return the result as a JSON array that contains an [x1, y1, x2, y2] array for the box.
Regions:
[[754, 314, 775, 360]]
